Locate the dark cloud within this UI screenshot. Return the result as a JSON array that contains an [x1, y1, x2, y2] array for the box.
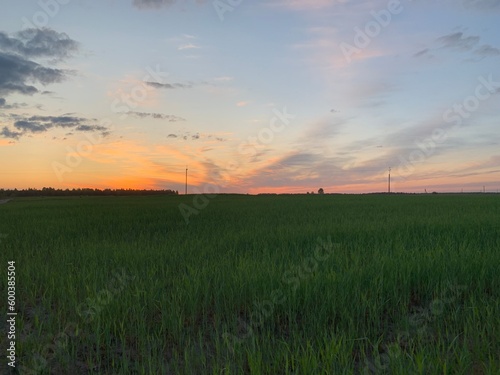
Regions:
[[1, 114, 109, 139], [0, 28, 77, 102], [145, 81, 192, 89], [14, 120, 50, 133], [27, 115, 88, 127], [167, 134, 178, 138], [127, 111, 186, 122], [74, 124, 108, 132], [0, 28, 79, 60], [0, 127, 23, 140], [0, 52, 69, 97]]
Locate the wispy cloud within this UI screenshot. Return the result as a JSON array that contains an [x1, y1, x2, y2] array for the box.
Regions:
[[145, 81, 192, 89], [474, 44, 500, 58], [178, 43, 201, 50], [265, 0, 341, 11], [126, 111, 186, 122], [165, 131, 226, 141], [132, 0, 176, 9], [213, 76, 233, 82], [415, 30, 500, 60], [132, 0, 206, 10], [458, 0, 500, 10], [0, 98, 27, 109], [437, 32, 480, 51]]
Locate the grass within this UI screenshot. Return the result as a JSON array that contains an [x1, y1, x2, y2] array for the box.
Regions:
[[1, 194, 499, 374]]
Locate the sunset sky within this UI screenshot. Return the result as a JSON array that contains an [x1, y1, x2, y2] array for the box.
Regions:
[[1, 0, 499, 194]]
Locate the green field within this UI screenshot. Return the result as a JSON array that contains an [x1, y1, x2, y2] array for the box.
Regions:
[[1, 194, 499, 374]]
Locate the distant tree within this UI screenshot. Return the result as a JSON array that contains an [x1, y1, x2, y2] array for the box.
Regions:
[[0, 187, 178, 197], [318, 188, 324, 194]]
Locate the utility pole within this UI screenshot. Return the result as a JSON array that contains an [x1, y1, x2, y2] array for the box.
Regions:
[[388, 167, 391, 193], [185, 167, 188, 195]]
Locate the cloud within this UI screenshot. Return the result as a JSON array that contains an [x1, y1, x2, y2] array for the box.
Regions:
[[132, 0, 175, 9], [437, 32, 480, 51], [302, 117, 344, 143], [126, 111, 186, 122], [0, 28, 78, 101], [237, 101, 250, 107], [0, 28, 79, 60], [474, 44, 500, 58], [413, 48, 430, 58], [213, 76, 233, 82], [178, 43, 201, 50], [0, 99, 34, 110], [145, 81, 192, 89], [132, 0, 205, 9], [1, 114, 109, 139], [234, 150, 351, 193], [14, 120, 50, 133], [0, 98, 26, 109], [265, 0, 342, 11], [0, 127, 23, 140], [165, 131, 226, 142], [459, 0, 500, 10], [415, 30, 500, 61], [0, 52, 69, 97], [74, 124, 108, 132]]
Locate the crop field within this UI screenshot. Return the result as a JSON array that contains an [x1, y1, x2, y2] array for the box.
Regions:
[[1, 194, 499, 374]]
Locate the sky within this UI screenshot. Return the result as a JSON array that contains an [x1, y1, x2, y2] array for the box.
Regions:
[[0, 0, 499, 194]]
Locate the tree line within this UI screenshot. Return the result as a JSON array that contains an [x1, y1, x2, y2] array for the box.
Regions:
[[0, 187, 179, 197]]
